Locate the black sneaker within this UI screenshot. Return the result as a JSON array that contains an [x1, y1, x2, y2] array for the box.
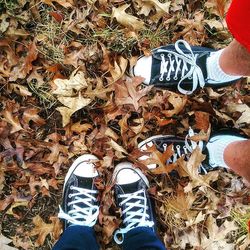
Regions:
[[206, 130, 248, 169], [138, 129, 208, 173], [112, 162, 155, 244], [131, 40, 241, 95], [58, 154, 100, 229]]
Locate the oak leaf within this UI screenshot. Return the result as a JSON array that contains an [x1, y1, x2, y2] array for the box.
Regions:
[[53, 70, 88, 97], [226, 104, 250, 124], [162, 92, 187, 117], [115, 77, 153, 111], [30, 215, 62, 246], [56, 93, 92, 127], [111, 4, 144, 30]]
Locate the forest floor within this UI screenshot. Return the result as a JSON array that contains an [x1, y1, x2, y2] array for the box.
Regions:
[[0, 0, 249, 249]]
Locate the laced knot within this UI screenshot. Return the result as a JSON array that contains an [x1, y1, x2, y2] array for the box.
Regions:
[[162, 128, 207, 173], [158, 40, 205, 95], [58, 186, 99, 227], [114, 189, 154, 244]]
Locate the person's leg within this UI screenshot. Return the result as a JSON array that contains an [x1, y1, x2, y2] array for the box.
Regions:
[[53, 226, 99, 250], [112, 162, 166, 250], [219, 39, 250, 76], [123, 227, 166, 250], [224, 140, 250, 182], [53, 154, 100, 250]]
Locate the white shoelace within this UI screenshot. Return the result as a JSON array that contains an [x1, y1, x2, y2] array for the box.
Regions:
[[114, 189, 154, 244], [58, 186, 99, 227], [157, 40, 205, 95], [162, 128, 207, 173]]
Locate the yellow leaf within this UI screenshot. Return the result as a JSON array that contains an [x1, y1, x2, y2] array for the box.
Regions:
[[111, 4, 144, 30], [57, 94, 92, 126], [53, 70, 88, 97]]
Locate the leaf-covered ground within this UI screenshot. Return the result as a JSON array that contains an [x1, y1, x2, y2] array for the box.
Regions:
[[0, 0, 249, 249]]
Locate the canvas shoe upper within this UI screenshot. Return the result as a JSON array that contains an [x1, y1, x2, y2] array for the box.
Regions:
[[138, 128, 208, 173], [132, 40, 241, 95], [112, 162, 155, 244], [58, 154, 100, 229]]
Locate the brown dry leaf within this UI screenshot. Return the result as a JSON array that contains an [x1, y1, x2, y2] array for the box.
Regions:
[[176, 147, 218, 191], [135, 0, 170, 19], [22, 108, 46, 126], [0, 234, 18, 250], [108, 139, 128, 154], [115, 77, 153, 111], [53, 70, 88, 97], [8, 84, 32, 97], [10, 41, 38, 81], [162, 92, 187, 117], [205, 0, 231, 18], [57, 93, 92, 127], [2, 108, 22, 134], [226, 104, 250, 124], [30, 216, 62, 247], [200, 215, 238, 249], [194, 111, 210, 132], [41, 0, 73, 8], [109, 56, 128, 83], [111, 4, 144, 30]]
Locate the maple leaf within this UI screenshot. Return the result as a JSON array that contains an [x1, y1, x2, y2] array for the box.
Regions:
[[30, 216, 62, 246], [0, 234, 18, 250], [115, 77, 153, 111], [111, 4, 145, 30], [53, 69, 88, 97]]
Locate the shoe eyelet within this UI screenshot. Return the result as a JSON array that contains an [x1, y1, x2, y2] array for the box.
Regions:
[[160, 54, 164, 58], [70, 186, 73, 190], [188, 76, 192, 79], [168, 54, 171, 58], [159, 77, 163, 81], [166, 77, 170, 81], [174, 76, 178, 80], [68, 194, 72, 198]]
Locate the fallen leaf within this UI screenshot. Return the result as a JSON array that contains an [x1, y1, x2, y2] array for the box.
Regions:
[[226, 104, 250, 124], [53, 70, 88, 96], [57, 93, 92, 126], [0, 234, 18, 250], [111, 4, 144, 30], [30, 216, 62, 246]]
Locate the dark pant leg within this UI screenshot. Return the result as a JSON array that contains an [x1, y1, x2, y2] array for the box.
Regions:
[[123, 227, 166, 250], [53, 225, 99, 250]]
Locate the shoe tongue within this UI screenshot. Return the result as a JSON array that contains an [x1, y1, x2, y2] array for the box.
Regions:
[[75, 175, 94, 190], [196, 53, 208, 79], [119, 180, 141, 194]]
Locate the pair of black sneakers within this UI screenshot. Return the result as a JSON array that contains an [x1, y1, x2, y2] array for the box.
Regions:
[[58, 154, 154, 245], [58, 129, 247, 245]]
